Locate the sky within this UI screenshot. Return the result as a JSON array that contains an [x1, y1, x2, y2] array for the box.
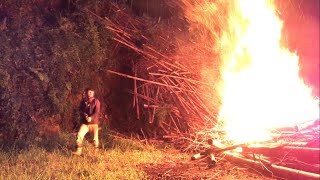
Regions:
[[277, 0, 319, 96]]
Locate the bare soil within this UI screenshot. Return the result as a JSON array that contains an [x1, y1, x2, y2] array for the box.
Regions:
[[143, 149, 275, 180]]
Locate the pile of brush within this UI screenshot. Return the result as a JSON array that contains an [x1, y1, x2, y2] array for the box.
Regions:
[[98, 1, 320, 179], [95, 2, 221, 139], [191, 121, 320, 179]]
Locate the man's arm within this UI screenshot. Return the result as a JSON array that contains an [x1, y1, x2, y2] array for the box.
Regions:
[[79, 100, 84, 111], [79, 100, 88, 119], [89, 99, 100, 121]]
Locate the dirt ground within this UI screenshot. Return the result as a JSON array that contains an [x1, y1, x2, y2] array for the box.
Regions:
[[143, 149, 276, 180]]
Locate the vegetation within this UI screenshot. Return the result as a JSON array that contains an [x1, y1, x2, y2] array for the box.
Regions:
[[0, 131, 271, 180], [0, 131, 174, 179], [0, 1, 120, 145]]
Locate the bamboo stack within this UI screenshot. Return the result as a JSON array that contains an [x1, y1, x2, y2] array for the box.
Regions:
[[99, 2, 219, 139], [190, 121, 320, 179], [90, 2, 320, 178]]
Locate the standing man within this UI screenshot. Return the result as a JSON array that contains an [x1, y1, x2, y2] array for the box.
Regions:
[[73, 87, 101, 155]]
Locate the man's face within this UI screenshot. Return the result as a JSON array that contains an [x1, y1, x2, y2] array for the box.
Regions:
[[87, 90, 95, 98]]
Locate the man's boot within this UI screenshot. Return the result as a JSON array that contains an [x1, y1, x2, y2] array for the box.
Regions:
[[94, 144, 99, 152], [72, 147, 82, 156], [94, 146, 99, 153]]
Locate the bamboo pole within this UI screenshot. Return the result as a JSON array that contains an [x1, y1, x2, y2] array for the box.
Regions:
[[176, 79, 205, 117], [150, 107, 156, 124], [169, 113, 181, 134], [144, 45, 172, 61], [132, 61, 136, 107], [137, 74, 165, 90], [155, 86, 160, 101], [107, 70, 195, 92], [243, 153, 320, 175], [134, 66, 140, 119], [158, 77, 190, 115], [143, 104, 159, 108], [224, 152, 320, 180], [243, 146, 320, 164], [143, 104, 158, 124], [153, 60, 173, 72], [126, 90, 159, 104], [113, 37, 158, 59]]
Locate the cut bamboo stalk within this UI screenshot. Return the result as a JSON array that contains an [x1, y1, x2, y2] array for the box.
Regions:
[[243, 146, 320, 164], [161, 77, 191, 115], [175, 116, 183, 129], [145, 85, 152, 123], [136, 76, 165, 90], [150, 107, 156, 124], [169, 113, 181, 133], [173, 93, 190, 115], [183, 79, 199, 93], [162, 60, 186, 72], [147, 63, 157, 70], [113, 37, 158, 60], [178, 82, 204, 117], [126, 90, 159, 104], [208, 153, 217, 167], [144, 45, 172, 61], [132, 61, 136, 107], [159, 124, 169, 134], [155, 86, 160, 100], [162, 78, 189, 114], [242, 152, 320, 174], [108, 70, 194, 92], [191, 153, 202, 160], [155, 60, 173, 71], [143, 104, 159, 108], [190, 93, 215, 119], [149, 72, 205, 85], [171, 107, 182, 119], [134, 67, 140, 119], [224, 152, 320, 180], [162, 135, 180, 139], [213, 143, 246, 154]]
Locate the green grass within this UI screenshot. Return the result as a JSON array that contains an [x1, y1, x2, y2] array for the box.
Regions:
[[0, 133, 166, 180]]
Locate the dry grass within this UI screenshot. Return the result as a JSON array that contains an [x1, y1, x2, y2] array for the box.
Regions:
[[0, 131, 282, 180], [0, 132, 172, 180]]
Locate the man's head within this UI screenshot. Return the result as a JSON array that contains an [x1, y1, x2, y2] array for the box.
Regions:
[[85, 87, 95, 98]]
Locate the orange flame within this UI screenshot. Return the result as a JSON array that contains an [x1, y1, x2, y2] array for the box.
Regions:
[[219, 0, 319, 143]]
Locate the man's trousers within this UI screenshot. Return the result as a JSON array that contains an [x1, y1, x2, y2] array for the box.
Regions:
[[76, 124, 99, 148]]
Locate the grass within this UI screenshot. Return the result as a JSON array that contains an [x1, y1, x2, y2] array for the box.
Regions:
[[0, 131, 273, 180], [0, 132, 171, 180]]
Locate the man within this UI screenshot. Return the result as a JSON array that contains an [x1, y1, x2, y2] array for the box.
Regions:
[[72, 87, 101, 155]]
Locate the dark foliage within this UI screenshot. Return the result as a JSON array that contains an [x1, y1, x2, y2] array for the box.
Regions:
[[0, 0, 117, 146]]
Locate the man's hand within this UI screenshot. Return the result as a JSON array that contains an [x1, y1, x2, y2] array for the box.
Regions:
[[87, 117, 92, 122], [84, 113, 88, 118]]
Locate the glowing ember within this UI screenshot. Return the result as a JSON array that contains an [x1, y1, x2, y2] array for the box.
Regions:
[[218, 0, 319, 143]]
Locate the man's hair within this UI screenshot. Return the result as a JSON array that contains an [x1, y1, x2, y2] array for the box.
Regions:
[[85, 87, 95, 93]]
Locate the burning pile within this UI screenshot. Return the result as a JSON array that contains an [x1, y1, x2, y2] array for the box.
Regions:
[[191, 122, 319, 179], [217, 0, 319, 143], [184, 0, 319, 178], [100, 0, 319, 178]]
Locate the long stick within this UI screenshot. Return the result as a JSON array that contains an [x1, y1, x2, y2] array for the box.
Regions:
[[169, 112, 181, 133], [108, 70, 194, 92], [132, 61, 136, 107], [149, 72, 210, 86], [126, 90, 159, 104], [243, 146, 320, 164], [224, 152, 320, 180], [134, 66, 140, 119]]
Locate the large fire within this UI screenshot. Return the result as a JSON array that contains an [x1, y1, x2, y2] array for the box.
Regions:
[[218, 0, 319, 143]]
